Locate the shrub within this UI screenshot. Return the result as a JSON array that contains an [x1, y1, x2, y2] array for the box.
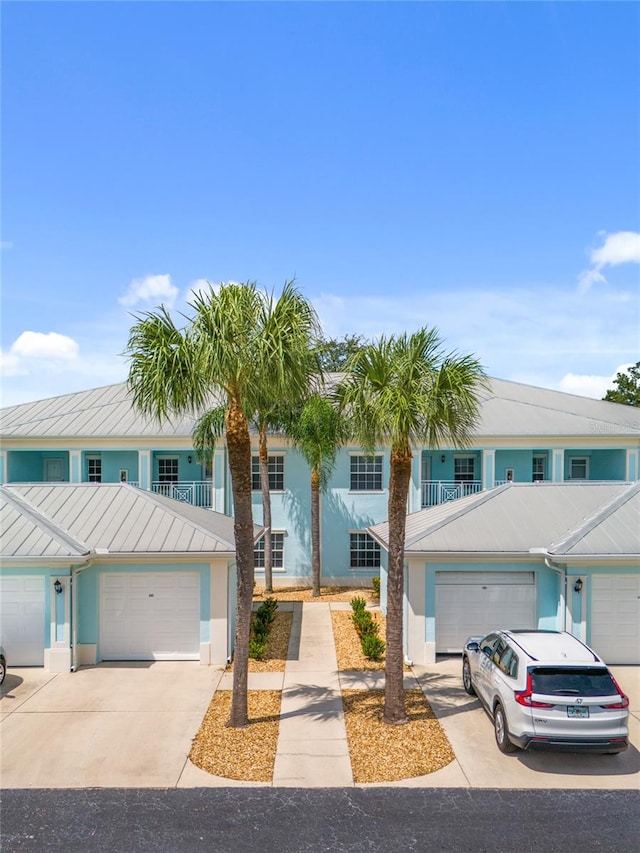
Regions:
[[248, 637, 268, 660], [372, 576, 380, 598], [361, 633, 385, 661], [350, 596, 367, 615]]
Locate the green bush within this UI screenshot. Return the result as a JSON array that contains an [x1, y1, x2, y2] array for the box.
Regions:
[[361, 633, 385, 661], [248, 597, 279, 659], [350, 596, 367, 615], [352, 611, 379, 638], [248, 637, 268, 660], [372, 577, 380, 598]]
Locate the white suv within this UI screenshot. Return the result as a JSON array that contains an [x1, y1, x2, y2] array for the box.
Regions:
[[462, 630, 629, 754]]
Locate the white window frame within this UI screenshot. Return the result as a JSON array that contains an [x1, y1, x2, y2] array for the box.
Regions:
[[532, 454, 547, 482], [454, 455, 475, 482], [251, 454, 285, 492], [349, 532, 381, 570], [158, 456, 179, 483], [569, 456, 589, 480], [254, 531, 285, 570], [86, 455, 102, 483], [350, 454, 383, 491]]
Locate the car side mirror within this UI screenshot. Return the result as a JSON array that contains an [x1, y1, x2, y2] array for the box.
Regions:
[[466, 641, 479, 653]]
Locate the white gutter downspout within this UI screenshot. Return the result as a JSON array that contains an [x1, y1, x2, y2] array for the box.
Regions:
[[70, 553, 97, 672], [531, 548, 568, 631]]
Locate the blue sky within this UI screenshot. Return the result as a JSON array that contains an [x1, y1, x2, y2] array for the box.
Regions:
[[2, 1, 639, 407]]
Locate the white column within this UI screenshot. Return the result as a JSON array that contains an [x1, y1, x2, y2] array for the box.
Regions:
[[0, 450, 6, 484], [138, 450, 151, 490], [482, 449, 495, 490], [552, 449, 564, 482], [626, 448, 638, 482], [69, 450, 82, 483]]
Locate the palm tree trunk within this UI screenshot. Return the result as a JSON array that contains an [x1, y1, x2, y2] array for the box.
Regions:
[[310, 467, 321, 597], [258, 426, 273, 594], [226, 397, 255, 728], [384, 443, 412, 725]]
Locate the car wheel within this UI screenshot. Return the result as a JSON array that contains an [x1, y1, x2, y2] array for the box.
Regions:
[[462, 657, 476, 695], [0, 659, 5, 685], [494, 703, 517, 753]]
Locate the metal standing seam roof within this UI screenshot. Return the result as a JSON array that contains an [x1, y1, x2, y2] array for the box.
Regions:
[[2, 483, 257, 556], [368, 482, 640, 557], [0, 488, 90, 558], [1, 376, 639, 440]]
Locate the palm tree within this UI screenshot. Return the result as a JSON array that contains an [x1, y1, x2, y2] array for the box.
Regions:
[[336, 328, 487, 724], [126, 280, 320, 727], [284, 393, 351, 596]]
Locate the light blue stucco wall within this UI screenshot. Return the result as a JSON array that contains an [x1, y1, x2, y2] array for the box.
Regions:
[[7, 451, 70, 483], [76, 562, 212, 657], [564, 449, 626, 481]]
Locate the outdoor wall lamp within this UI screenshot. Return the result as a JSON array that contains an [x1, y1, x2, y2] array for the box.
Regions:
[[440, 455, 446, 464], [573, 578, 583, 594], [187, 455, 192, 464], [54, 579, 63, 595]]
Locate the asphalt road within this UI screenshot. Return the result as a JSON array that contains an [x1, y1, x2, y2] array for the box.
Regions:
[[2, 788, 638, 853]]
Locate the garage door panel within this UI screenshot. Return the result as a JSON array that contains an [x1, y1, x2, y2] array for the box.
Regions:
[[101, 573, 200, 661], [0, 575, 45, 666], [436, 572, 535, 653], [590, 575, 640, 665]]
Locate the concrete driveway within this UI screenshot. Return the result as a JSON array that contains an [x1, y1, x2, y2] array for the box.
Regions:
[[0, 663, 223, 788], [410, 659, 640, 790], [2, 659, 638, 789]]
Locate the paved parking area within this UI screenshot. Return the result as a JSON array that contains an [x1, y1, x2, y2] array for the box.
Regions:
[[1, 656, 638, 789], [0, 662, 223, 788], [411, 658, 640, 790]]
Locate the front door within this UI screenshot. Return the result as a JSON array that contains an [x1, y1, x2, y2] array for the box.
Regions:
[[43, 458, 64, 481]]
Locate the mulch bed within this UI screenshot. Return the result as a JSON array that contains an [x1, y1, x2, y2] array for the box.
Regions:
[[190, 587, 455, 783]]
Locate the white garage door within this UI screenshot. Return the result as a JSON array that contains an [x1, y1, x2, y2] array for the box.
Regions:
[[101, 573, 200, 661], [590, 575, 640, 665], [436, 571, 536, 653], [0, 575, 45, 666]]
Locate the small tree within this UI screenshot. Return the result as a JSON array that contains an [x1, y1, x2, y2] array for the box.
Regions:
[[126, 280, 320, 727], [337, 328, 487, 724], [603, 362, 640, 407], [285, 394, 350, 596]]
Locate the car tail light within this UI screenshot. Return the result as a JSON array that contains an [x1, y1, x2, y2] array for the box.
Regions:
[[600, 675, 629, 709], [515, 672, 555, 708]]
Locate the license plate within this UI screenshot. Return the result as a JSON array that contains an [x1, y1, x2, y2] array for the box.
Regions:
[[567, 705, 589, 718]]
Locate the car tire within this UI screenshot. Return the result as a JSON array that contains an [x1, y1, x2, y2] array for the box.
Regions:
[[462, 657, 476, 696], [494, 702, 517, 753], [0, 659, 5, 686]]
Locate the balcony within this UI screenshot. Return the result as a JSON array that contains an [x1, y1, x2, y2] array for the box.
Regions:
[[151, 481, 213, 508], [421, 480, 483, 507]]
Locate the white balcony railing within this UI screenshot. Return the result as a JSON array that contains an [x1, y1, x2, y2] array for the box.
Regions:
[[151, 481, 213, 507], [421, 480, 483, 507]]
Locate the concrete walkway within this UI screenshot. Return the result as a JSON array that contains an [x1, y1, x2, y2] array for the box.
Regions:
[[273, 602, 353, 786]]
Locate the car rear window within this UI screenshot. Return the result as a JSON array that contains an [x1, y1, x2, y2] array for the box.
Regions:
[[530, 667, 617, 696]]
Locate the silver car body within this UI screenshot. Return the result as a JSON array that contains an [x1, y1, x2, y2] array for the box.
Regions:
[[462, 630, 629, 753]]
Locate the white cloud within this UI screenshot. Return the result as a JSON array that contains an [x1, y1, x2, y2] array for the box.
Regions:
[[578, 230, 640, 293], [118, 274, 179, 308], [1, 331, 80, 385], [185, 278, 218, 304], [558, 363, 633, 400], [10, 331, 79, 361]]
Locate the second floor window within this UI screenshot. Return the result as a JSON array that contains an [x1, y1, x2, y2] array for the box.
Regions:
[[532, 454, 547, 482], [350, 455, 383, 491], [158, 457, 179, 483], [454, 456, 475, 482], [87, 456, 102, 483], [569, 457, 588, 480], [252, 455, 284, 491]]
